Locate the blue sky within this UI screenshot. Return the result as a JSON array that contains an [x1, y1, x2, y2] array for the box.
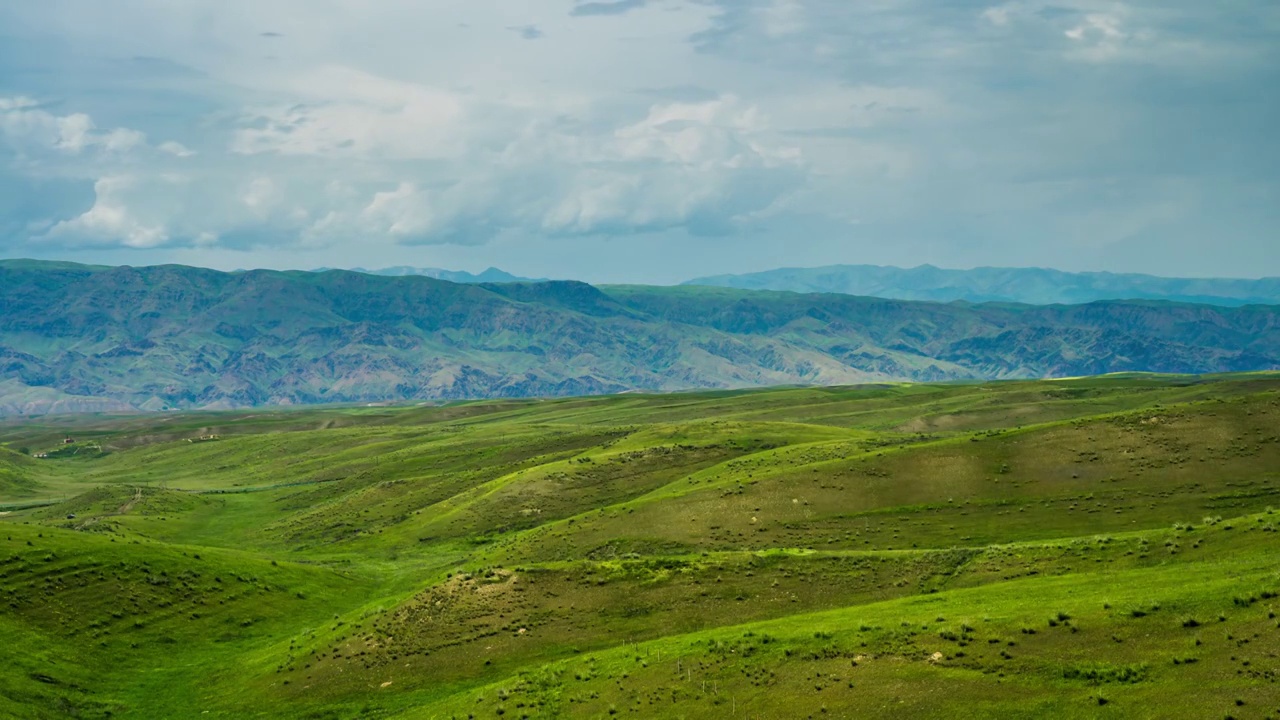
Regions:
[[0, 0, 1276, 282]]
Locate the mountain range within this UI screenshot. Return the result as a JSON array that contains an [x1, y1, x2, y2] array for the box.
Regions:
[[684, 264, 1280, 306], [312, 266, 544, 283], [312, 263, 1280, 305], [1, 259, 1278, 415]]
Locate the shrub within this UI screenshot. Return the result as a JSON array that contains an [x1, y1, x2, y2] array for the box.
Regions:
[[1063, 663, 1148, 684]]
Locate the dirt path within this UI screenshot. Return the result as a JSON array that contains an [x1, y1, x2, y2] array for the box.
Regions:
[[74, 486, 143, 530], [118, 486, 143, 515]]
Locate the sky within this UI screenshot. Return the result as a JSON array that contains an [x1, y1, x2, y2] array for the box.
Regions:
[[0, 0, 1277, 283]]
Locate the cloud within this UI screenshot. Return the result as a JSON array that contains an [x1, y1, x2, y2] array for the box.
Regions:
[[508, 24, 544, 40], [529, 96, 803, 237], [4, 80, 803, 251], [0, 97, 147, 156], [158, 140, 195, 157], [1062, 12, 1131, 62], [45, 176, 170, 248], [755, 0, 805, 38], [975, 2, 1211, 66], [570, 0, 651, 17], [229, 68, 466, 160], [1064, 14, 1124, 41], [981, 6, 1013, 27], [0, 98, 38, 112], [295, 94, 805, 245], [0, 0, 1276, 279]]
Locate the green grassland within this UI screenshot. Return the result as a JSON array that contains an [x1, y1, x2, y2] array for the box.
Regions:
[[2, 373, 1280, 718]]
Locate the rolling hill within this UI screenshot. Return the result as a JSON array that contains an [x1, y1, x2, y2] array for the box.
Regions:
[[2, 374, 1279, 717], [684, 263, 1280, 306], [1, 259, 1279, 415]]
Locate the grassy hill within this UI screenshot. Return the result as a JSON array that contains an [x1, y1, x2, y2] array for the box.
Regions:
[[2, 260, 1279, 415], [2, 373, 1279, 717]]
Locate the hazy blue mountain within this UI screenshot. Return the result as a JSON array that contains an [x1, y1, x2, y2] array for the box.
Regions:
[[1, 259, 1278, 415], [684, 264, 1280, 306], [313, 266, 544, 283]]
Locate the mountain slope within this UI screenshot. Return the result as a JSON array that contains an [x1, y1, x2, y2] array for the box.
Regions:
[[1, 260, 1279, 414], [684, 263, 1280, 306]]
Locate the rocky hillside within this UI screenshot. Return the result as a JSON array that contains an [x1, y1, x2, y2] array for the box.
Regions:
[[2, 260, 1278, 414]]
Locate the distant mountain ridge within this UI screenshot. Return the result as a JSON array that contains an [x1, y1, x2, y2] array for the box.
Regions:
[[312, 266, 545, 283], [1, 259, 1278, 415], [684, 264, 1280, 306]]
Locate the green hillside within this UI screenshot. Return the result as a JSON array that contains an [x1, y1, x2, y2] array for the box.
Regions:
[[2, 373, 1279, 717], [2, 260, 1279, 415]]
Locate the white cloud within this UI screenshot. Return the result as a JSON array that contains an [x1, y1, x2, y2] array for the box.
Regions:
[[520, 96, 803, 235], [1063, 12, 1130, 61], [361, 182, 438, 239], [293, 94, 805, 244], [45, 176, 169, 248], [981, 6, 1014, 27], [0, 97, 38, 112], [8, 88, 803, 252], [1065, 13, 1125, 42], [612, 96, 795, 166], [241, 177, 280, 214], [159, 140, 195, 157], [0, 99, 148, 156], [756, 0, 805, 38], [51, 113, 95, 152], [230, 67, 466, 160]]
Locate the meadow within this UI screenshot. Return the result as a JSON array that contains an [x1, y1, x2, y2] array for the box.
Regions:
[[2, 373, 1279, 718]]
